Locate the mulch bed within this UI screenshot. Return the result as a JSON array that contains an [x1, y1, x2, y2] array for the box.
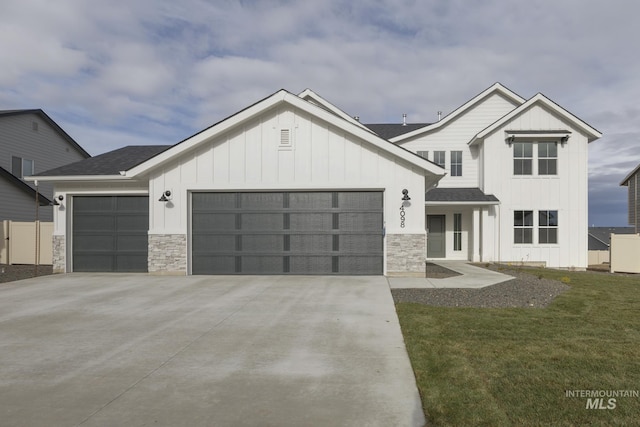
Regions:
[[0, 265, 54, 284], [392, 264, 570, 308]]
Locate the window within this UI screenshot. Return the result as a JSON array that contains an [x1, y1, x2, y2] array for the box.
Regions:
[[417, 150, 428, 159], [513, 142, 533, 175], [539, 210, 558, 244], [538, 142, 557, 175], [453, 213, 462, 251], [434, 151, 445, 168], [11, 156, 34, 178], [514, 210, 533, 244], [451, 151, 462, 176]]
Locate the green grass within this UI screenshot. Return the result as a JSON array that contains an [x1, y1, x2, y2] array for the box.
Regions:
[[396, 268, 640, 426]]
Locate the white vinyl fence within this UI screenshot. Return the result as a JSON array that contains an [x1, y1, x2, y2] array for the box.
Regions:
[[610, 233, 640, 274], [1, 220, 53, 265]]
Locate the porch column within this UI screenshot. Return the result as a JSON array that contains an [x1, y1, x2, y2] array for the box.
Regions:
[[472, 207, 481, 262]]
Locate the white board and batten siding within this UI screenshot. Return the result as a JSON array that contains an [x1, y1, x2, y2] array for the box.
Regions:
[[400, 92, 520, 188], [148, 105, 427, 236], [481, 104, 590, 268]]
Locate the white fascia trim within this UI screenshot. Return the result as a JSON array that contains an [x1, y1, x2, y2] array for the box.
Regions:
[[126, 89, 446, 178], [297, 88, 373, 133], [470, 93, 602, 145], [620, 164, 640, 186], [425, 201, 500, 206], [24, 175, 131, 182], [390, 83, 526, 143]]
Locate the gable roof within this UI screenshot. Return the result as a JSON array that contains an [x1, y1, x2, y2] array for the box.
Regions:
[[0, 167, 51, 205], [297, 89, 373, 133], [620, 163, 640, 186], [389, 83, 526, 143], [470, 93, 602, 145], [32, 145, 171, 179], [364, 123, 431, 140], [0, 109, 91, 158], [120, 89, 446, 180]]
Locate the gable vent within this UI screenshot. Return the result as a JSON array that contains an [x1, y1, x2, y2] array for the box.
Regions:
[[280, 129, 290, 145]]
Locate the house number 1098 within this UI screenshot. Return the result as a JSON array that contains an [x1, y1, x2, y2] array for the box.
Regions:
[[400, 206, 406, 228]]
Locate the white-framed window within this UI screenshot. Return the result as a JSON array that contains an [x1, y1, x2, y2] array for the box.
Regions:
[[453, 213, 462, 251], [539, 210, 558, 244], [417, 150, 428, 159], [513, 142, 533, 175], [538, 142, 558, 175], [434, 151, 445, 168], [514, 210, 534, 244], [451, 151, 462, 176], [11, 156, 34, 178], [513, 141, 558, 176]]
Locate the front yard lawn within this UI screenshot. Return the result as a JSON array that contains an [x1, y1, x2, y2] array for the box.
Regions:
[[396, 268, 640, 426]]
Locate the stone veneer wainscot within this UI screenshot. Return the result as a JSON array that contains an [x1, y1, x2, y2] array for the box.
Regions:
[[52, 235, 65, 273], [386, 233, 426, 276], [148, 234, 187, 274]]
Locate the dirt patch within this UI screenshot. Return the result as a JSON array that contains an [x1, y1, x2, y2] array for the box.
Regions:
[[0, 265, 54, 284]]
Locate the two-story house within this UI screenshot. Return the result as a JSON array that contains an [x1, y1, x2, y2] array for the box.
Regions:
[[31, 84, 600, 274], [1, 110, 90, 221], [621, 163, 639, 233]]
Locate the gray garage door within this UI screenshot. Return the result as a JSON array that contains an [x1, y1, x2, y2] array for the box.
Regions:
[[72, 196, 149, 272], [192, 192, 383, 275]]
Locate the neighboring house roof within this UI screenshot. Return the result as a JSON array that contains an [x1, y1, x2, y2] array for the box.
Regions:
[[364, 123, 431, 140], [425, 187, 499, 205], [33, 145, 171, 177], [620, 163, 640, 186], [0, 166, 51, 205], [389, 83, 526, 143], [470, 93, 602, 145], [588, 227, 636, 250], [0, 109, 91, 158]]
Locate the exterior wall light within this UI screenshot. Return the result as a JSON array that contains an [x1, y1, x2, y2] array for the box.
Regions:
[[159, 190, 172, 202], [50, 195, 64, 206], [402, 189, 411, 201]]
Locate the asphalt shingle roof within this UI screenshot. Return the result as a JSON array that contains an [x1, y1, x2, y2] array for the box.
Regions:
[[425, 187, 499, 203], [588, 227, 635, 250], [35, 145, 171, 176], [364, 123, 430, 140]]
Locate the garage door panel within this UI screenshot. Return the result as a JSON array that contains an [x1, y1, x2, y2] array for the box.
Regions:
[[192, 255, 236, 274], [74, 215, 116, 231], [73, 196, 149, 272], [241, 213, 283, 231], [193, 235, 236, 253], [289, 192, 332, 209], [192, 213, 236, 230], [74, 235, 115, 251], [240, 193, 283, 209], [191, 191, 382, 275]]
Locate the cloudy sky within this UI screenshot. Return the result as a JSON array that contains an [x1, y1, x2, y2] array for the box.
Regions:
[[1, 0, 638, 226]]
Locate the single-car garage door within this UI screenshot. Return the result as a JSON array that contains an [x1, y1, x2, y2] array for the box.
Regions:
[[191, 191, 383, 275], [72, 196, 149, 272]]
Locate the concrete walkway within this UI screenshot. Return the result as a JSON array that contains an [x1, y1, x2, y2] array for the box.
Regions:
[[388, 261, 513, 289]]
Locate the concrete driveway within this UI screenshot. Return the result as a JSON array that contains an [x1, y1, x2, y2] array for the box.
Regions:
[[0, 274, 424, 427]]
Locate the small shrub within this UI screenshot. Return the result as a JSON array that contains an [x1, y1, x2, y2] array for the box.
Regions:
[[538, 274, 543, 280], [561, 276, 571, 284]]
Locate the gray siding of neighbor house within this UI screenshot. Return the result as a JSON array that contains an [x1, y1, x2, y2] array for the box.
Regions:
[[0, 183, 51, 221], [0, 112, 88, 220]]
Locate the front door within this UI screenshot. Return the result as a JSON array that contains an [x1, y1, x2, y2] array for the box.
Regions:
[[427, 215, 446, 258]]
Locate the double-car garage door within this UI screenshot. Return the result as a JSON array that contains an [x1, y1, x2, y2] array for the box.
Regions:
[[191, 191, 383, 275], [71, 192, 383, 275]]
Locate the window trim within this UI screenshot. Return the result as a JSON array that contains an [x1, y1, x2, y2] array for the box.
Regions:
[[433, 151, 445, 168], [538, 210, 559, 244], [514, 210, 534, 244], [11, 156, 34, 178], [513, 141, 559, 177]]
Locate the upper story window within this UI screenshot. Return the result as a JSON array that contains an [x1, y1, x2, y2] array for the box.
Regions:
[[513, 141, 558, 176], [513, 142, 533, 175], [538, 142, 557, 175], [451, 151, 462, 176], [434, 151, 445, 168], [12, 156, 34, 178], [417, 151, 428, 159]]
